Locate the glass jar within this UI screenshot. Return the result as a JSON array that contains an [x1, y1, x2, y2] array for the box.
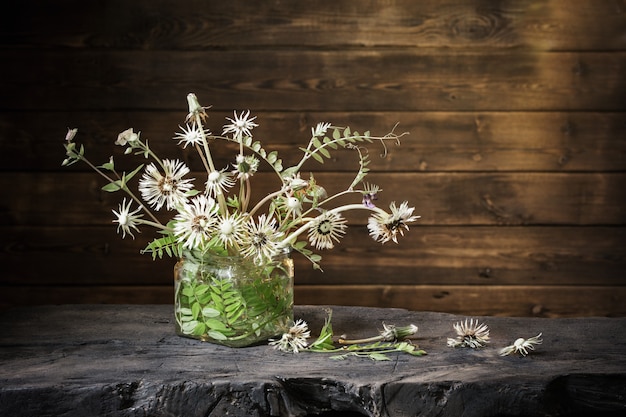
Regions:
[[174, 248, 294, 347]]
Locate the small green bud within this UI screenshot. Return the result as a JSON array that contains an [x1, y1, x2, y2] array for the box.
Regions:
[[187, 93, 201, 114]]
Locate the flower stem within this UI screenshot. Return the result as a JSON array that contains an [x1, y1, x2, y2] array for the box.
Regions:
[[247, 188, 287, 219], [194, 114, 228, 214], [279, 203, 386, 247], [73, 151, 163, 226], [338, 335, 385, 345]]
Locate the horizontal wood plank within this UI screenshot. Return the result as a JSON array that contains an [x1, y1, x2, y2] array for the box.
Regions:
[[1, 0, 623, 51], [3, 172, 624, 226], [3, 226, 625, 287], [1, 284, 624, 318], [297, 285, 626, 318], [1, 51, 624, 112], [4, 111, 625, 172]]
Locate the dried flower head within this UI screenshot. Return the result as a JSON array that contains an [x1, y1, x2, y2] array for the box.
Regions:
[[115, 128, 139, 146], [138, 159, 194, 211], [240, 214, 284, 264], [173, 195, 218, 250], [205, 169, 235, 198], [186, 92, 210, 122], [368, 201, 420, 244], [112, 198, 143, 239], [65, 127, 78, 142], [307, 211, 348, 250], [269, 319, 311, 353], [222, 110, 258, 140], [174, 123, 209, 148], [232, 154, 259, 180], [380, 323, 419, 341], [214, 212, 245, 249], [499, 333, 543, 356], [447, 318, 490, 349]]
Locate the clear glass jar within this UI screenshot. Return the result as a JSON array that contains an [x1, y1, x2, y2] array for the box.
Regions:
[[174, 249, 294, 347]]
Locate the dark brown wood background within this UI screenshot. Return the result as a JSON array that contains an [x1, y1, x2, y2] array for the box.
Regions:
[[1, 0, 624, 317]]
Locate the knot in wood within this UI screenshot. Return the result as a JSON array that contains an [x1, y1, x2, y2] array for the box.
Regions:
[[449, 11, 502, 41]]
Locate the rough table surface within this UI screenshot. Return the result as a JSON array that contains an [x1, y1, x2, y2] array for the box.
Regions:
[[0, 305, 625, 417]]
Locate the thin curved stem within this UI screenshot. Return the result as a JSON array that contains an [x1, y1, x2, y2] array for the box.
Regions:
[[279, 203, 386, 247]]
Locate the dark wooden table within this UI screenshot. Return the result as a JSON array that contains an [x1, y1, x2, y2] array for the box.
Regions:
[[0, 305, 625, 417]]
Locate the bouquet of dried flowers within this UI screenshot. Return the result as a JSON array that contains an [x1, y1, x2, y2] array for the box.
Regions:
[[62, 93, 420, 346], [63, 93, 419, 268]]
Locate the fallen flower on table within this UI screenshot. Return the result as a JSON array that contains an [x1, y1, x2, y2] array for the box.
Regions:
[[270, 309, 426, 360], [499, 333, 543, 356], [447, 318, 490, 349], [268, 319, 311, 353]]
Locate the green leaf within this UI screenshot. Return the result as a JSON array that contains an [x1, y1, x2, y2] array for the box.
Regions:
[[309, 309, 336, 351], [194, 284, 209, 296], [178, 307, 192, 316], [318, 146, 331, 158], [186, 189, 201, 197], [99, 158, 115, 171], [368, 352, 391, 361], [124, 163, 145, 182], [281, 166, 298, 178], [202, 307, 220, 318], [210, 292, 224, 310], [227, 306, 245, 323], [225, 301, 242, 313], [192, 322, 207, 336], [191, 302, 201, 319], [311, 152, 325, 164], [141, 235, 182, 259], [101, 181, 122, 192], [208, 330, 227, 340], [61, 158, 76, 167], [205, 318, 229, 332], [181, 320, 198, 334]]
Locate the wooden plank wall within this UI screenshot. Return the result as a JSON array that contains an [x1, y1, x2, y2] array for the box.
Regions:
[[1, 0, 624, 317]]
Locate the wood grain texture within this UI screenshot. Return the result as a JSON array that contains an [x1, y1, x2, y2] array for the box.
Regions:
[[1, 0, 624, 51], [2, 172, 624, 226], [1, 305, 625, 416], [1, 50, 624, 112], [3, 111, 625, 172], [0, 286, 624, 317], [0, 0, 624, 316], [3, 226, 624, 286]]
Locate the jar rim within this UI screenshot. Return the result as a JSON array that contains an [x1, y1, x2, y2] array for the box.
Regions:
[[181, 246, 292, 263]]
